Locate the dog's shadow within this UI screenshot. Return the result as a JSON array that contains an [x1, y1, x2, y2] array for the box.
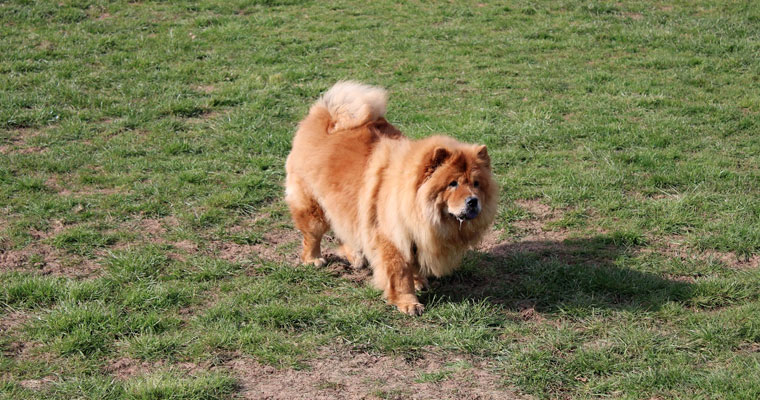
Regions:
[[419, 235, 693, 314]]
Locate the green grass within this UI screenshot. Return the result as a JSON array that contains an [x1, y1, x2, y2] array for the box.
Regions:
[[2, 0, 760, 398]]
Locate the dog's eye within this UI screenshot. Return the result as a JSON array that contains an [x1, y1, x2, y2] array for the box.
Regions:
[[473, 181, 479, 188], [449, 180, 458, 188]]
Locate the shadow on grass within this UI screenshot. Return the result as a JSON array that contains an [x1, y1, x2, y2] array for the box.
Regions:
[[422, 236, 692, 314]]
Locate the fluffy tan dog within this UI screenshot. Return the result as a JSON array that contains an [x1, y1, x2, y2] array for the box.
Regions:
[[285, 82, 497, 315]]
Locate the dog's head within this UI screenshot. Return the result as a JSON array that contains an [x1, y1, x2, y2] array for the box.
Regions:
[[416, 137, 497, 232]]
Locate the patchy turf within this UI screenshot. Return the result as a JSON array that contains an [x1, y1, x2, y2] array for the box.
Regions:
[[229, 349, 518, 400], [2, 0, 760, 399]]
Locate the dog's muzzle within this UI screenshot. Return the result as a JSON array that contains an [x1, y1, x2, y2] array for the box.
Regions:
[[463, 196, 480, 220], [451, 196, 481, 222]]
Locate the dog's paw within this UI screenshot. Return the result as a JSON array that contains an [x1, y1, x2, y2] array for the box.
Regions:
[[413, 276, 429, 291], [304, 257, 326, 267], [338, 245, 365, 268], [397, 302, 425, 316]]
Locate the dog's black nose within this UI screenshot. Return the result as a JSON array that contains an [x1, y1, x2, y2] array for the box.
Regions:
[[466, 196, 479, 209]]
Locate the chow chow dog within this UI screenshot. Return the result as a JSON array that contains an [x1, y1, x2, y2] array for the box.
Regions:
[[285, 82, 497, 315]]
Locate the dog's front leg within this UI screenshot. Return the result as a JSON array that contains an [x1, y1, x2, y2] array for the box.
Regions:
[[374, 236, 424, 316]]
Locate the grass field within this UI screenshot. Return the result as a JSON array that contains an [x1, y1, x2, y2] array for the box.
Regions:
[[2, 0, 760, 398]]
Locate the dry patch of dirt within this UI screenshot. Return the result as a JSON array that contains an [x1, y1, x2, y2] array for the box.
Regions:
[[325, 257, 372, 283], [0, 129, 44, 154], [517, 305, 545, 323], [177, 291, 219, 320], [215, 229, 301, 265], [510, 199, 569, 243], [18, 376, 56, 390], [0, 324, 52, 386], [223, 225, 371, 281], [58, 187, 121, 197], [2, 330, 54, 370], [0, 243, 101, 278], [4, 340, 41, 360], [0, 219, 103, 277], [28, 219, 66, 240], [120, 217, 168, 237], [641, 237, 760, 271], [475, 228, 504, 253], [106, 357, 158, 380], [186, 111, 221, 124], [623, 12, 644, 20], [664, 273, 695, 283], [0, 219, 102, 277], [99, 349, 525, 399], [228, 349, 524, 400], [0, 311, 29, 334], [0, 144, 46, 155], [477, 199, 575, 259], [14, 146, 47, 154], [37, 40, 54, 50], [171, 240, 197, 253], [44, 173, 122, 197], [197, 85, 216, 93], [111, 216, 191, 259], [739, 343, 760, 354]]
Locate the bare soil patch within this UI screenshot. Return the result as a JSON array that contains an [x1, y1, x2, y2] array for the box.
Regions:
[[28, 219, 66, 240], [197, 85, 216, 93], [510, 199, 569, 243], [216, 229, 301, 265], [0, 129, 44, 154], [187, 110, 221, 124], [2, 334, 52, 367], [326, 257, 373, 283], [106, 357, 158, 380], [106, 356, 213, 380], [171, 239, 199, 261], [228, 349, 524, 400], [477, 199, 574, 259], [18, 376, 56, 390], [1, 219, 102, 277], [517, 306, 545, 323], [623, 12, 644, 20], [641, 237, 760, 271], [0, 243, 101, 278], [59, 187, 121, 197], [0, 311, 29, 334], [122, 217, 167, 237]]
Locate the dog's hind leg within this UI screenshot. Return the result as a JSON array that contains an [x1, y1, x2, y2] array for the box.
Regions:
[[338, 242, 365, 268], [285, 176, 329, 267]]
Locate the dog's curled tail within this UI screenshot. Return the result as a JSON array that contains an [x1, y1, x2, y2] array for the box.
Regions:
[[311, 81, 388, 133]]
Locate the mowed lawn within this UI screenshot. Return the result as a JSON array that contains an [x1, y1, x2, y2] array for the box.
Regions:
[[2, 0, 760, 398]]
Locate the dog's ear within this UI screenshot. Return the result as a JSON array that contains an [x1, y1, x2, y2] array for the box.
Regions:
[[428, 147, 450, 171], [476, 145, 490, 168], [421, 147, 451, 183]]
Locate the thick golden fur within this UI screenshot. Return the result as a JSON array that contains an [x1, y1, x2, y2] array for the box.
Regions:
[[285, 82, 498, 315]]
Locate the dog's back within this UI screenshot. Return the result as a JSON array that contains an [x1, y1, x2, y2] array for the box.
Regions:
[[285, 82, 401, 266]]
